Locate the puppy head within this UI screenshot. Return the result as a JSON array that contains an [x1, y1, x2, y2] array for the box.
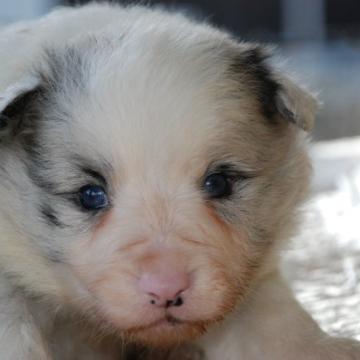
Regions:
[[0, 13, 316, 347]]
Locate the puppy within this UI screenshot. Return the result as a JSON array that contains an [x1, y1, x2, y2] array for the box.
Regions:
[[0, 3, 359, 360]]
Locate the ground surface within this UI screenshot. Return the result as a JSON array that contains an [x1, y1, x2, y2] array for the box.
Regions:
[[283, 137, 360, 341]]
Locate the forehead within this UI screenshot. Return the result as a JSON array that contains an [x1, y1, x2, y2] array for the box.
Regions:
[[42, 34, 273, 178]]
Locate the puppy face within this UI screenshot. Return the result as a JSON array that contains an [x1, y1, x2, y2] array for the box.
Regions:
[[0, 14, 315, 346]]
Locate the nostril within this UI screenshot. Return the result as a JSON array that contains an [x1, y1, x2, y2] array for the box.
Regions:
[[149, 295, 184, 308], [172, 296, 183, 307], [149, 294, 184, 307], [139, 270, 190, 307]]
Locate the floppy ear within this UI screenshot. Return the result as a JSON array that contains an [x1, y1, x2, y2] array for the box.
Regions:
[[231, 45, 318, 132], [275, 74, 317, 132], [0, 76, 42, 141]]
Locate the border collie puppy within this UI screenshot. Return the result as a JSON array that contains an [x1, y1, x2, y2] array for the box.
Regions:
[[0, 3, 359, 359]]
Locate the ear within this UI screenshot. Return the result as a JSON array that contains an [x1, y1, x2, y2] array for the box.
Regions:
[[0, 76, 42, 140], [232, 45, 318, 132], [275, 74, 318, 132]]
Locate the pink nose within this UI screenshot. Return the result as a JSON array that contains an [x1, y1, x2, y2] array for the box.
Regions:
[[139, 271, 190, 308]]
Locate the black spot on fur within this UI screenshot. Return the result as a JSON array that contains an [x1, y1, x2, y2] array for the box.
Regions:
[[0, 43, 92, 147], [26, 153, 58, 195], [40, 204, 65, 227], [48, 250, 65, 263], [229, 47, 280, 121]]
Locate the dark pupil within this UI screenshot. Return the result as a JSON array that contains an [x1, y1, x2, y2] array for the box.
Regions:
[[80, 185, 108, 210], [204, 173, 230, 198]]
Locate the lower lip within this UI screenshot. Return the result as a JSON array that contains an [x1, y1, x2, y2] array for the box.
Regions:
[[151, 317, 181, 327], [137, 317, 183, 332]]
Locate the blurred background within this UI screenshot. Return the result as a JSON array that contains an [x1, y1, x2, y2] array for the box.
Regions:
[[1, 0, 360, 141], [1, 0, 359, 340]]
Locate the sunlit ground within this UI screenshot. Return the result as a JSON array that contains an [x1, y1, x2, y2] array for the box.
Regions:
[[283, 136, 360, 341]]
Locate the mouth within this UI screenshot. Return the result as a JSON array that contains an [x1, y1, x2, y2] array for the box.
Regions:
[[123, 315, 208, 346], [129, 315, 184, 332]]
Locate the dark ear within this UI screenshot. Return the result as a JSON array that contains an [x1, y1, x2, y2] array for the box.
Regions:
[[0, 77, 42, 141], [234, 45, 318, 131]]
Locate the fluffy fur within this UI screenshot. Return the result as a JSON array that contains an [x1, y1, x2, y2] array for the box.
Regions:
[[0, 3, 358, 359]]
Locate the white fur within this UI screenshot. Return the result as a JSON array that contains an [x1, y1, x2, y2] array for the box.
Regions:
[[0, 3, 359, 360]]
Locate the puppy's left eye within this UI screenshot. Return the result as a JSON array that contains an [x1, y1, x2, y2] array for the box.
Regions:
[[203, 173, 232, 199], [79, 185, 108, 210]]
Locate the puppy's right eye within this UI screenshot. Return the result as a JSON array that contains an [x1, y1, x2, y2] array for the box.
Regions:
[[79, 185, 109, 210]]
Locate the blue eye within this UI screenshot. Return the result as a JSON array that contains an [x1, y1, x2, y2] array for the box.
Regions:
[[79, 185, 108, 210], [203, 173, 232, 199]]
